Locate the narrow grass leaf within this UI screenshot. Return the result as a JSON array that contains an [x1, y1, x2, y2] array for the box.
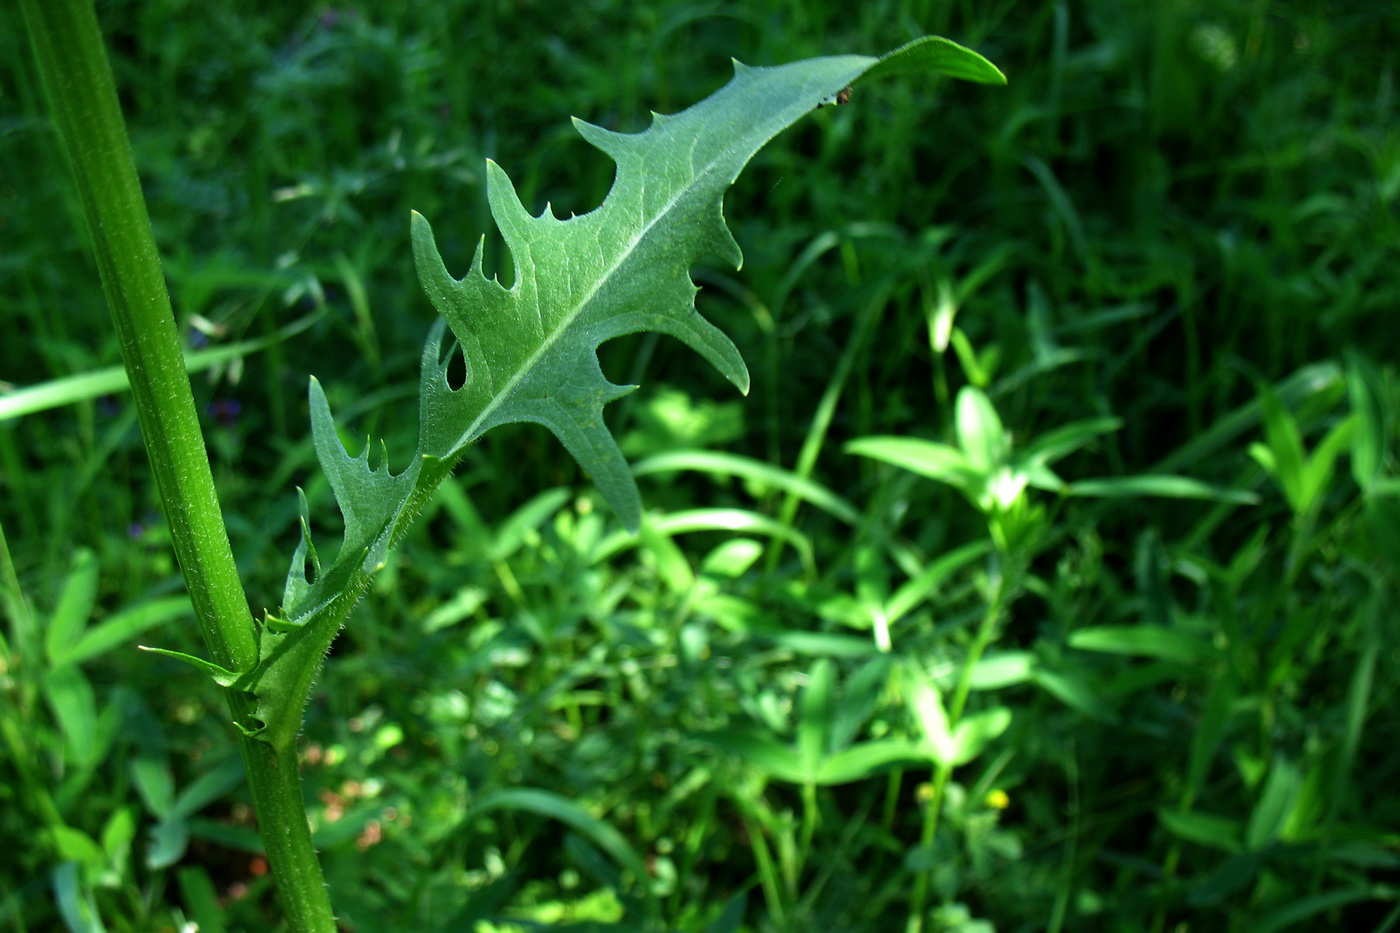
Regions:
[[1187, 851, 1264, 907], [45, 549, 98, 666], [639, 521, 697, 593], [1255, 887, 1397, 933], [633, 449, 860, 525], [1068, 625, 1215, 664], [62, 597, 191, 667], [907, 676, 957, 766], [0, 312, 320, 422], [702, 894, 747, 933], [699, 538, 765, 578], [1258, 385, 1307, 510], [1022, 155, 1089, 261], [1033, 669, 1120, 724], [130, 756, 176, 821], [968, 651, 1037, 690], [1333, 601, 1381, 815], [309, 801, 383, 849], [43, 665, 100, 770], [100, 807, 136, 867], [831, 656, 895, 747], [48, 825, 107, 868], [471, 789, 649, 882], [485, 486, 573, 563], [1066, 475, 1259, 504], [1019, 417, 1123, 467], [798, 659, 837, 772], [1157, 808, 1244, 854], [186, 818, 262, 853], [845, 436, 979, 492], [1150, 361, 1342, 474], [171, 756, 245, 820], [1187, 676, 1237, 800], [50, 862, 105, 933], [694, 593, 767, 635], [814, 739, 926, 784], [1298, 414, 1356, 515], [886, 540, 991, 624], [698, 727, 813, 785], [421, 587, 488, 633], [763, 631, 878, 658], [955, 386, 1008, 473], [1246, 755, 1301, 849], [591, 509, 814, 572], [1366, 483, 1400, 566], [145, 818, 190, 870], [1134, 529, 1172, 630], [176, 868, 228, 933], [1346, 351, 1388, 490], [950, 326, 1000, 387], [561, 834, 624, 892], [950, 706, 1012, 766]]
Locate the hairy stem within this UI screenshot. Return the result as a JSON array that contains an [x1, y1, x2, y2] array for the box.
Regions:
[[18, 1, 335, 928]]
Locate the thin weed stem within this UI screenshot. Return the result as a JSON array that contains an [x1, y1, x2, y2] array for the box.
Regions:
[[907, 555, 1017, 932]]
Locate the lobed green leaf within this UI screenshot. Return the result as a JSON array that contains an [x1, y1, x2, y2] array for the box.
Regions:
[[248, 36, 1004, 749]]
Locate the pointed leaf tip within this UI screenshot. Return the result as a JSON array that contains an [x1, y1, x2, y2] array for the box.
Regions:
[[862, 36, 1007, 86], [139, 646, 245, 687]]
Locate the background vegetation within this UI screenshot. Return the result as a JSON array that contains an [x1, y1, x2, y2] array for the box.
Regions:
[[2, 1, 1397, 930]]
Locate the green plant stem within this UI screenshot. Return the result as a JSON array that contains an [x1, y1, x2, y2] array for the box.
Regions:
[[18, 1, 335, 929], [948, 565, 1013, 725], [907, 559, 1016, 933], [800, 780, 819, 856], [17, 0, 256, 683], [739, 803, 787, 927], [906, 761, 953, 933], [882, 768, 904, 833], [764, 289, 889, 576]]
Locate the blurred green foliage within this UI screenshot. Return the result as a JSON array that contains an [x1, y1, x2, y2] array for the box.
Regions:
[[2, 1, 1397, 931]]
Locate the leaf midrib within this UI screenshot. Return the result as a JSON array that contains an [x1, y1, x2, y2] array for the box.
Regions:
[[459, 123, 744, 449]]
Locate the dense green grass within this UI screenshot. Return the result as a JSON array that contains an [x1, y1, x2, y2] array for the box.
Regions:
[[3, 1, 1398, 931]]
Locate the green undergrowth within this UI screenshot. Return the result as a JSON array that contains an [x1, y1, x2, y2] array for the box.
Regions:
[[2, 2, 1398, 931]]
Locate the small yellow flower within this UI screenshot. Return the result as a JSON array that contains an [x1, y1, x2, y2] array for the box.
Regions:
[[985, 789, 1010, 810], [915, 782, 935, 804]]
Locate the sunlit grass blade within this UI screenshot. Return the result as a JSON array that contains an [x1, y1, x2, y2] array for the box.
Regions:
[[1065, 475, 1259, 504], [469, 788, 650, 882], [633, 449, 861, 525]]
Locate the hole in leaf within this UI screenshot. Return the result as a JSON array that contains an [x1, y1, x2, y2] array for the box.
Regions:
[[302, 555, 317, 585], [445, 343, 467, 390]]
